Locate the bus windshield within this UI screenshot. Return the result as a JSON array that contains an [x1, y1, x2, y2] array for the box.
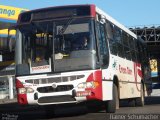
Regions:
[[17, 18, 97, 74]]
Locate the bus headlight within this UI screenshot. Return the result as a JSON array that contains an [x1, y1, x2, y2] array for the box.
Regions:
[[18, 88, 34, 94], [18, 88, 26, 94], [77, 81, 99, 89], [77, 83, 85, 89], [26, 88, 34, 93]]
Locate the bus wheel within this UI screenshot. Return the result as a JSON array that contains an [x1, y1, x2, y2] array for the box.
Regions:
[[135, 84, 144, 106], [105, 84, 119, 113]]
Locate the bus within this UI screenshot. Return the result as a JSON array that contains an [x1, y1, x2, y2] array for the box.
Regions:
[[14, 4, 152, 113]]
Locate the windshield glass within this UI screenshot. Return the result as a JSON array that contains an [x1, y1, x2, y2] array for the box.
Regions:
[[18, 18, 97, 74]]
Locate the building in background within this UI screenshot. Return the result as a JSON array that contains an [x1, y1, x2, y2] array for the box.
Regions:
[[0, 5, 28, 99]]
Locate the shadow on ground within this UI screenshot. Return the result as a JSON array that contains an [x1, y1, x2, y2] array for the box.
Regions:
[[145, 96, 160, 105]]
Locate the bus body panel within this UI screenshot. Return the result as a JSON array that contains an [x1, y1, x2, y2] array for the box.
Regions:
[[108, 54, 142, 99], [16, 70, 104, 105]]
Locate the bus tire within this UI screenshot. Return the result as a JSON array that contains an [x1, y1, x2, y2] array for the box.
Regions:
[[135, 84, 144, 106], [105, 84, 118, 113]]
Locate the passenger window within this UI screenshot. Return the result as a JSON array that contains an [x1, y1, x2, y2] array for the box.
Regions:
[[124, 46, 132, 60], [97, 22, 109, 67], [106, 23, 118, 55], [117, 43, 124, 57], [128, 37, 135, 50], [122, 32, 129, 47], [114, 26, 122, 43], [106, 21, 114, 40]]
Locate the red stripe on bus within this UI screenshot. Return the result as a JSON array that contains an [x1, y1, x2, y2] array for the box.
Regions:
[[134, 63, 141, 92], [17, 94, 28, 105], [86, 70, 102, 100]]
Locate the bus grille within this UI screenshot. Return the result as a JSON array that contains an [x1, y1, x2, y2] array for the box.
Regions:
[[37, 85, 74, 93], [38, 95, 75, 103]]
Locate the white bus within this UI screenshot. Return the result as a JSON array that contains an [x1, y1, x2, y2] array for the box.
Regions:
[[14, 4, 152, 113]]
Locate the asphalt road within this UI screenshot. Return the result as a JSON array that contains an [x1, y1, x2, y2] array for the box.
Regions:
[[0, 96, 160, 120]]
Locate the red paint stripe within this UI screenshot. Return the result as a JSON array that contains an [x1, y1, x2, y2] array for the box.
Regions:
[[134, 63, 140, 92], [16, 79, 28, 104], [17, 94, 28, 105], [86, 70, 102, 100], [16, 79, 24, 88]]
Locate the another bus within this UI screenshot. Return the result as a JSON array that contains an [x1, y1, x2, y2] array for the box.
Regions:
[[14, 4, 152, 113]]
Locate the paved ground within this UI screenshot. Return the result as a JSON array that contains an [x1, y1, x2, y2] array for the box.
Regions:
[[0, 96, 160, 120]]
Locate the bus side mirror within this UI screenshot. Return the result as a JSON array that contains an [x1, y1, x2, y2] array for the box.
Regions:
[[100, 14, 106, 24]]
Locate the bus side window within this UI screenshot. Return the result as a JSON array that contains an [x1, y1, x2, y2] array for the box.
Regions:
[[114, 27, 124, 57], [137, 41, 143, 63], [106, 22, 117, 55], [106, 22, 114, 40], [122, 32, 129, 46], [122, 32, 132, 60], [97, 22, 109, 67]]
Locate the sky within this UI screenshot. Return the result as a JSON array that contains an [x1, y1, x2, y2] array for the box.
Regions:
[[1, 0, 160, 27]]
